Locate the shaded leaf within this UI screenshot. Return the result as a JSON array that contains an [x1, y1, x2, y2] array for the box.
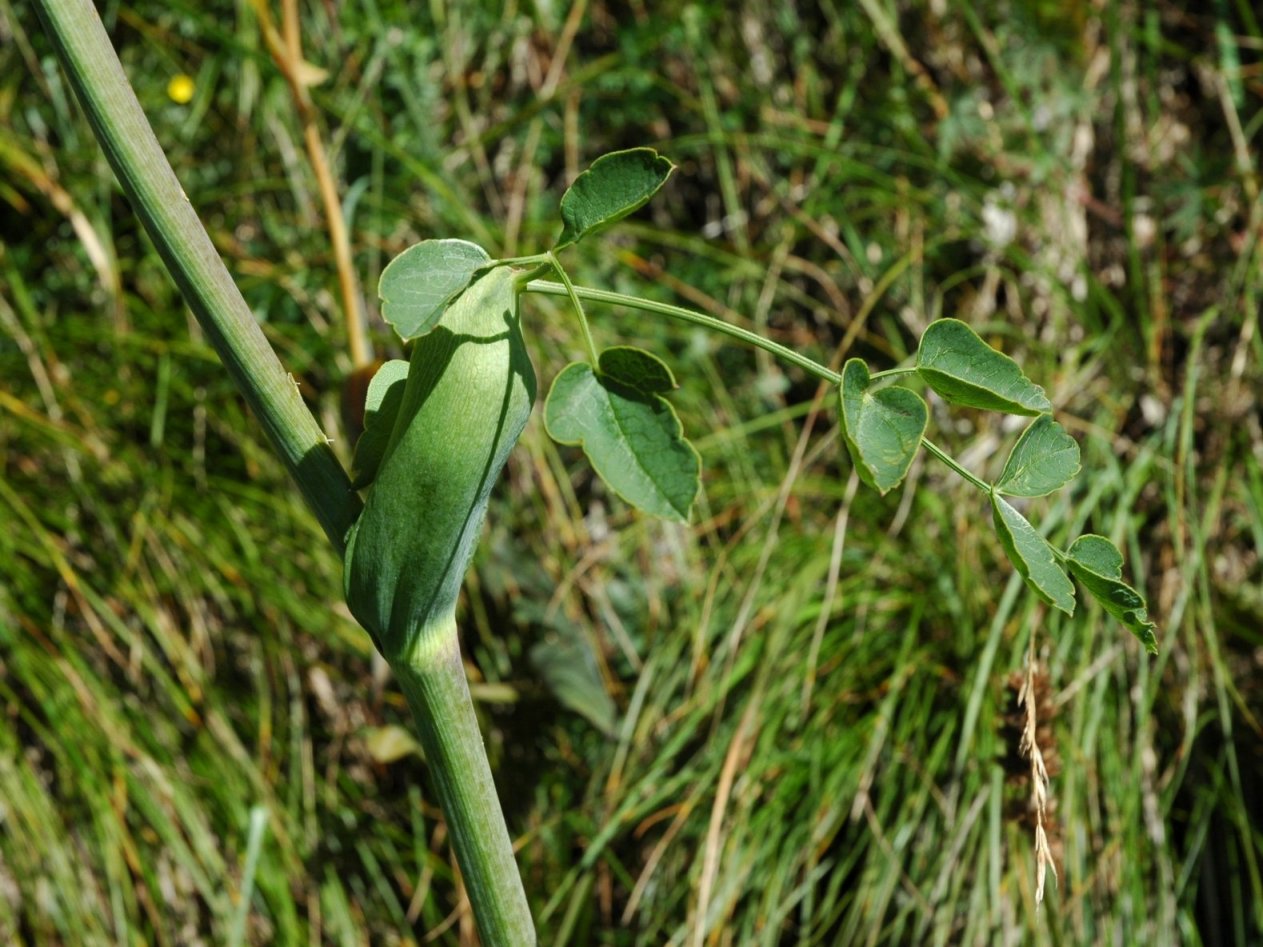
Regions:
[[995, 415, 1081, 497], [531, 635, 618, 737], [556, 148, 675, 250], [599, 345, 676, 393], [839, 358, 928, 494], [991, 494, 1076, 614], [544, 357, 699, 521], [377, 239, 490, 341], [1066, 535, 1159, 654], [917, 319, 1051, 415], [350, 359, 409, 489]]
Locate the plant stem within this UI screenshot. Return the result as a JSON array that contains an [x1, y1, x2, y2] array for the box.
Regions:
[[494, 253, 552, 270], [525, 279, 843, 386], [32, 0, 360, 552], [869, 365, 918, 381], [545, 253, 601, 365], [922, 438, 992, 492], [393, 631, 535, 946], [36, 6, 532, 943]]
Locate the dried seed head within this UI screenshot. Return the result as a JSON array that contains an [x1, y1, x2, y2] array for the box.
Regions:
[[1000, 657, 1062, 904]]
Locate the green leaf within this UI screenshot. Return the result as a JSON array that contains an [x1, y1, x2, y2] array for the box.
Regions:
[[531, 635, 618, 737], [839, 358, 928, 495], [555, 148, 675, 250], [377, 239, 490, 341], [544, 352, 699, 522], [995, 414, 1081, 497], [350, 359, 410, 488], [1066, 535, 1158, 654], [344, 267, 536, 658], [916, 319, 1051, 415], [990, 494, 1076, 614], [599, 345, 677, 392]]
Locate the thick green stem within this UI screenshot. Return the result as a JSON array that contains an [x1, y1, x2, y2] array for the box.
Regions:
[[525, 279, 842, 385], [393, 631, 535, 946], [36, 5, 533, 942], [32, 0, 360, 552]]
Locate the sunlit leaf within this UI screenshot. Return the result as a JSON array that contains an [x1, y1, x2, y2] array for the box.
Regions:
[[555, 148, 675, 250], [917, 319, 1051, 415], [544, 350, 699, 521], [344, 267, 535, 657], [377, 239, 490, 341]]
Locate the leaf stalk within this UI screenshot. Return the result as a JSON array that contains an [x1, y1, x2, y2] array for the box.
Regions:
[[922, 438, 992, 492], [525, 280, 843, 386], [545, 253, 601, 366]]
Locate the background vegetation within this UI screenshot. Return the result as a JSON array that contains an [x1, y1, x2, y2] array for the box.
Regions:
[[2, 0, 1261, 943]]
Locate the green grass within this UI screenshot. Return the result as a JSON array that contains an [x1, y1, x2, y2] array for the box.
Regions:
[[2, 0, 1261, 943]]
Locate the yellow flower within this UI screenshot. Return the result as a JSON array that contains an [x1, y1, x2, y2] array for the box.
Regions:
[[167, 74, 195, 105]]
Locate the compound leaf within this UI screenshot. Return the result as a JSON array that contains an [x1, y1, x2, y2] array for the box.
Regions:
[[991, 494, 1076, 614], [378, 239, 490, 341], [995, 414, 1081, 497], [1066, 534, 1159, 654], [350, 359, 409, 488], [544, 350, 699, 521], [839, 358, 928, 494], [917, 319, 1051, 415], [556, 148, 675, 250]]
